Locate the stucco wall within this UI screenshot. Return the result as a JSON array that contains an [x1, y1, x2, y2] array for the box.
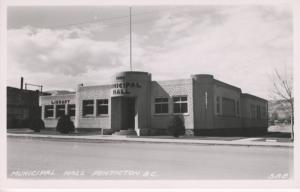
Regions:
[[151, 79, 194, 130], [76, 85, 111, 129]]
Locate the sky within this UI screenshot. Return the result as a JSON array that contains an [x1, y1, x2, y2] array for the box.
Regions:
[[6, 5, 293, 99]]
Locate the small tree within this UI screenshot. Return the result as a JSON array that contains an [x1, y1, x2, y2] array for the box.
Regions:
[[29, 117, 45, 132], [168, 115, 185, 138], [270, 68, 294, 140], [56, 115, 75, 134]]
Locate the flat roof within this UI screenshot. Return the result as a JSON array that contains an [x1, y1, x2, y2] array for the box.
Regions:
[[241, 93, 268, 102]]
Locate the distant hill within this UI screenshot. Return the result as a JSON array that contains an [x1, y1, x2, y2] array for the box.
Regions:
[[44, 90, 75, 96]]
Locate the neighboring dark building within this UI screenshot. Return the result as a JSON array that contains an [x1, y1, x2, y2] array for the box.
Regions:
[[7, 86, 49, 128]]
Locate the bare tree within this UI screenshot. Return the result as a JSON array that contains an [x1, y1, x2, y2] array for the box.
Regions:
[[270, 68, 294, 140]]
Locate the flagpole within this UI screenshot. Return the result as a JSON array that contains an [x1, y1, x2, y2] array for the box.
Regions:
[[130, 6, 132, 71]]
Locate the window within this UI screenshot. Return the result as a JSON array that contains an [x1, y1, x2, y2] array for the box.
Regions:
[[256, 105, 261, 120], [173, 96, 188, 113], [97, 99, 109, 115], [68, 104, 76, 117], [45, 105, 54, 118], [216, 96, 221, 114], [83, 100, 94, 116], [250, 104, 256, 120], [236, 101, 240, 116], [222, 97, 236, 117], [56, 105, 66, 118], [155, 98, 169, 114], [261, 106, 267, 119]]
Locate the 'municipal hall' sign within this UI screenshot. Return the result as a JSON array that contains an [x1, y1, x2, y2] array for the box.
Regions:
[[112, 82, 142, 95]]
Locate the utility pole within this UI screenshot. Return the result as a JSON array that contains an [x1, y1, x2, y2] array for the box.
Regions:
[[130, 6, 132, 71]]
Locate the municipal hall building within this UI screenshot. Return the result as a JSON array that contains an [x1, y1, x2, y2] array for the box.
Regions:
[[39, 71, 268, 136]]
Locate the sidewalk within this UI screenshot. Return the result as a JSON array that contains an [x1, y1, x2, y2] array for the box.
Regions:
[[7, 129, 293, 148]]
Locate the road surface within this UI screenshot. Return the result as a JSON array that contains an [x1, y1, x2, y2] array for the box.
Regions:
[[7, 137, 293, 179]]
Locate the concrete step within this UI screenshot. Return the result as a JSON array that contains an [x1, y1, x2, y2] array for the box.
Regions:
[[113, 129, 137, 136]]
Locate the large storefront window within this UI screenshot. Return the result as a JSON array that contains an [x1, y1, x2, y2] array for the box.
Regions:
[[44, 105, 54, 118], [83, 100, 94, 116], [97, 99, 108, 115], [68, 104, 76, 117], [155, 98, 168, 114], [222, 97, 235, 117], [56, 105, 65, 118], [173, 96, 188, 113]]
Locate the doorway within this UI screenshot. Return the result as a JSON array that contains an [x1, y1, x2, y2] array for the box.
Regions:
[[121, 97, 135, 130], [111, 96, 136, 131]]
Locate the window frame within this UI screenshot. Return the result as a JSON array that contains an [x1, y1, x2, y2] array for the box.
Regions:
[[56, 104, 66, 118], [222, 97, 236, 117], [172, 95, 188, 114], [216, 96, 221, 115], [236, 100, 240, 117], [82, 100, 95, 117], [96, 99, 109, 116], [154, 97, 169, 114], [68, 104, 76, 117], [44, 105, 54, 119]]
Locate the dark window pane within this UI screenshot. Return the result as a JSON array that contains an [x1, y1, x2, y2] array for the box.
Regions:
[[181, 97, 187, 101], [162, 98, 168, 102], [56, 105, 65, 118], [173, 97, 180, 102], [162, 104, 168, 113], [155, 104, 160, 113], [181, 103, 187, 113], [97, 99, 108, 115], [68, 104, 75, 117], [155, 98, 162, 102], [174, 103, 180, 113], [98, 106, 108, 114], [83, 100, 94, 116], [45, 105, 54, 118]]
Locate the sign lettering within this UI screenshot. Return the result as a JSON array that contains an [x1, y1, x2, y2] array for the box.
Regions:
[[51, 100, 70, 105], [112, 81, 142, 95]]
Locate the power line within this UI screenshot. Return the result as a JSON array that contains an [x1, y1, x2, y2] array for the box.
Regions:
[[50, 9, 164, 29], [44, 7, 190, 29]]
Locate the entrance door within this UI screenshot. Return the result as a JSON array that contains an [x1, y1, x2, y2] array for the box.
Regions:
[[111, 96, 136, 131], [119, 97, 135, 130], [123, 97, 135, 129]]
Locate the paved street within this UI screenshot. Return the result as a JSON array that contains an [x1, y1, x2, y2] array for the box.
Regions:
[[7, 137, 293, 180]]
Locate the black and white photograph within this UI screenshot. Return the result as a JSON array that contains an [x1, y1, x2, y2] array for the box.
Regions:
[[1, 0, 299, 191]]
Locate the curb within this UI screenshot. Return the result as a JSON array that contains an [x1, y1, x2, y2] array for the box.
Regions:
[[7, 133, 294, 148]]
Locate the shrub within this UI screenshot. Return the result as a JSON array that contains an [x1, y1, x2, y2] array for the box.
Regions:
[[168, 115, 185, 138], [56, 115, 75, 134], [29, 118, 45, 132]]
